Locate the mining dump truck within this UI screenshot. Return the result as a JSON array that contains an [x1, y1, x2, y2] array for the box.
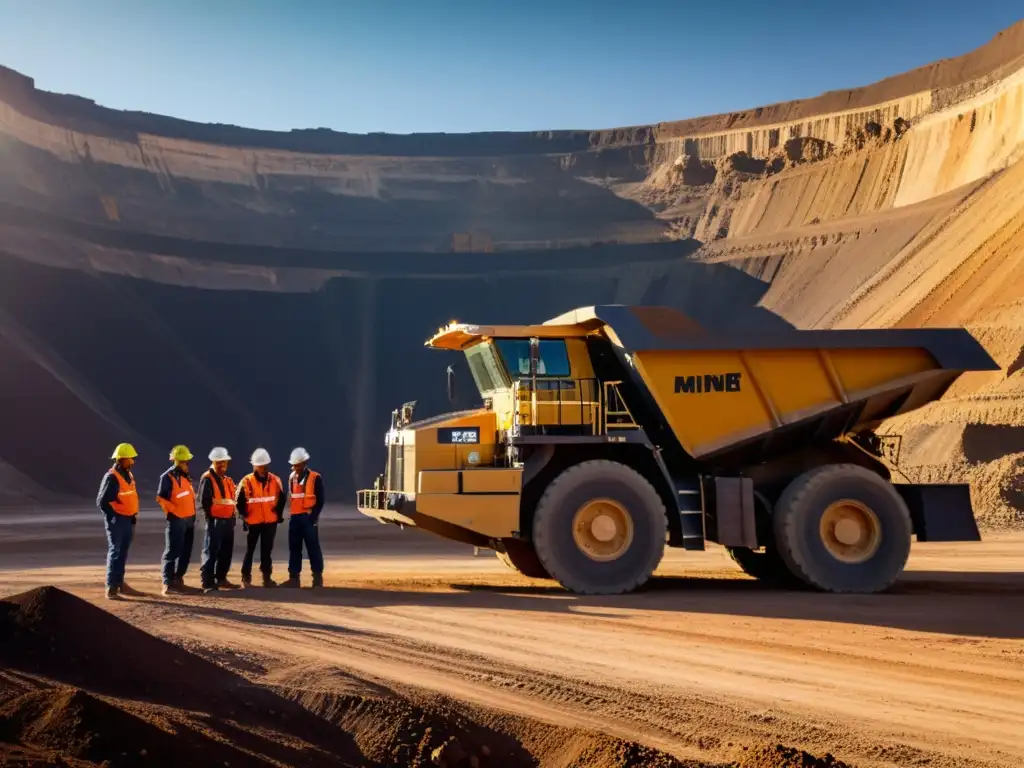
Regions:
[[356, 305, 999, 595]]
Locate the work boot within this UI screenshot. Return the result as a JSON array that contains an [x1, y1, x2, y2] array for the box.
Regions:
[[280, 577, 301, 588], [217, 578, 241, 590], [118, 582, 143, 597], [262, 576, 278, 588], [202, 582, 219, 594], [104, 585, 121, 600], [311, 574, 324, 589], [163, 580, 187, 596], [174, 577, 200, 593], [241, 575, 254, 589]]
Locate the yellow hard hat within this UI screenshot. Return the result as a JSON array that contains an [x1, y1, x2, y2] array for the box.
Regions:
[[111, 443, 138, 460], [169, 444, 193, 462]]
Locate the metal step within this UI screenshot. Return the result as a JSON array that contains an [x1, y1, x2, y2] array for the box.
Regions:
[[671, 476, 705, 549]]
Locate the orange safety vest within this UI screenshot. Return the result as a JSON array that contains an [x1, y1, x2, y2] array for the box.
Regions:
[[108, 468, 139, 517], [202, 469, 237, 519], [239, 472, 283, 525], [289, 469, 320, 515], [158, 471, 196, 519]]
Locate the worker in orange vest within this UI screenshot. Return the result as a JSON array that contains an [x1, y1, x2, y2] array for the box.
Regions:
[[198, 446, 240, 593], [96, 443, 144, 600], [282, 447, 325, 589], [236, 448, 286, 588], [157, 444, 198, 596]]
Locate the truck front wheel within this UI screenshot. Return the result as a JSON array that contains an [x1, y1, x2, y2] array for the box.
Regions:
[[773, 464, 912, 593], [531, 460, 667, 595]]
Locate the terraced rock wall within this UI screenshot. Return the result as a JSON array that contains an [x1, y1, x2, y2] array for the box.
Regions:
[[0, 22, 1021, 524]]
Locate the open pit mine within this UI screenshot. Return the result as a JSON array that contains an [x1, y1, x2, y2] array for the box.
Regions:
[[0, 19, 1023, 768], [1, 25, 1022, 523]]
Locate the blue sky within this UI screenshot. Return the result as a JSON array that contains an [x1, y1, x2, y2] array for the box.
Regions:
[[0, 1, 1020, 134]]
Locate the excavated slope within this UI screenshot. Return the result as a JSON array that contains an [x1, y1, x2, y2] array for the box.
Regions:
[[0, 21, 1022, 525]]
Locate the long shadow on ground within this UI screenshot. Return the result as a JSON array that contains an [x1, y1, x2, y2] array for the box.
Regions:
[[202, 569, 1024, 640]]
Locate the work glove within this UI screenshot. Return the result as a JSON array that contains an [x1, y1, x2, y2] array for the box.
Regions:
[[242, 521, 249, 532], [130, 516, 137, 526], [312, 515, 319, 529]]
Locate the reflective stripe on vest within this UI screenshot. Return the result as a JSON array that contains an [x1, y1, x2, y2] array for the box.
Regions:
[[108, 468, 139, 516], [241, 473, 282, 525], [165, 473, 196, 518], [202, 470, 237, 519], [289, 470, 319, 515]]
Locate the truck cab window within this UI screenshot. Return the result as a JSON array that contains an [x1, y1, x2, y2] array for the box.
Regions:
[[464, 342, 508, 395], [494, 339, 571, 378]]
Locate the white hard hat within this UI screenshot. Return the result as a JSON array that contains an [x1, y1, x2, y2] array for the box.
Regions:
[[250, 448, 272, 466], [289, 447, 311, 465], [208, 446, 231, 462]]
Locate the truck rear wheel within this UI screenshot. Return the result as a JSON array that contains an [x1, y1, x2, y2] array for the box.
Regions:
[[773, 464, 912, 593], [496, 539, 551, 579], [531, 460, 667, 595]]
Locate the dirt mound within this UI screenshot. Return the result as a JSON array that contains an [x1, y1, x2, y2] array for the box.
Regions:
[[0, 686, 228, 766], [288, 688, 707, 768], [0, 586, 243, 707], [0, 682, 363, 767], [736, 743, 853, 768], [0, 586, 364, 767], [558, 736, 696, 767], [293, 690, 536, 767]]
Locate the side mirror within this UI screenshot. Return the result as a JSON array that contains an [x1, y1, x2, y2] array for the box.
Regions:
[[446, 365, 456, 404], [529, 337, 540, 377]]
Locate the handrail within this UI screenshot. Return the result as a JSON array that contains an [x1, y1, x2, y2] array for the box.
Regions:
[[512, 378, 637, 436], [603, 380, 638, 430]]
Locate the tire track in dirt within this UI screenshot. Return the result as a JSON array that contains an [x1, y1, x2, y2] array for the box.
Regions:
[[147, 594, 1022, 768], [287, 607, 1023, 759]]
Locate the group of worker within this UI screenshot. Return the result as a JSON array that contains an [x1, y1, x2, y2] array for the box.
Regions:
[[96, 442, 325, 600]]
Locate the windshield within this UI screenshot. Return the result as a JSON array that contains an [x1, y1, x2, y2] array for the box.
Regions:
[[464, 342, 509, 396], [494, 339, 571, 378]]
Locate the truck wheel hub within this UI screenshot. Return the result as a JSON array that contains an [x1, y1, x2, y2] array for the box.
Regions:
[[834, 519, 862, 545], [572, 499, 634, 562], [820, 500, 881, 564], [591, 515, 617, 542]]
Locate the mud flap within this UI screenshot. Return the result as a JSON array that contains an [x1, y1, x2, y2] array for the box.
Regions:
[[895, 483, 981, 542], [712, 476, 758, 549]]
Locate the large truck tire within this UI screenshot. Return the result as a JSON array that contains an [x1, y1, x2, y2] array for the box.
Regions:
[[726, 546, 805, 588], [531, 460, 667, 595], [496, 539, 551, 579], [773, 464, 912, 594]]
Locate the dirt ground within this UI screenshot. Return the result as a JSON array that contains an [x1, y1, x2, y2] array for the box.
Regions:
[[0, 504, 1021, 768]]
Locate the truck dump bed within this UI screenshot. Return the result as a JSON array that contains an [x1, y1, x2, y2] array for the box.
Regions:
[[546, 306, 1000, 464]]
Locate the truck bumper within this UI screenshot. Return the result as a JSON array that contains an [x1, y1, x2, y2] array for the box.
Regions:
[[355, 488, 498, 548], [356, 489, 417, 527]]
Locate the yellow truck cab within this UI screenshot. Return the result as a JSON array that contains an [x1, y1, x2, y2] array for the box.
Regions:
[[357, 305, 999, 596]]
